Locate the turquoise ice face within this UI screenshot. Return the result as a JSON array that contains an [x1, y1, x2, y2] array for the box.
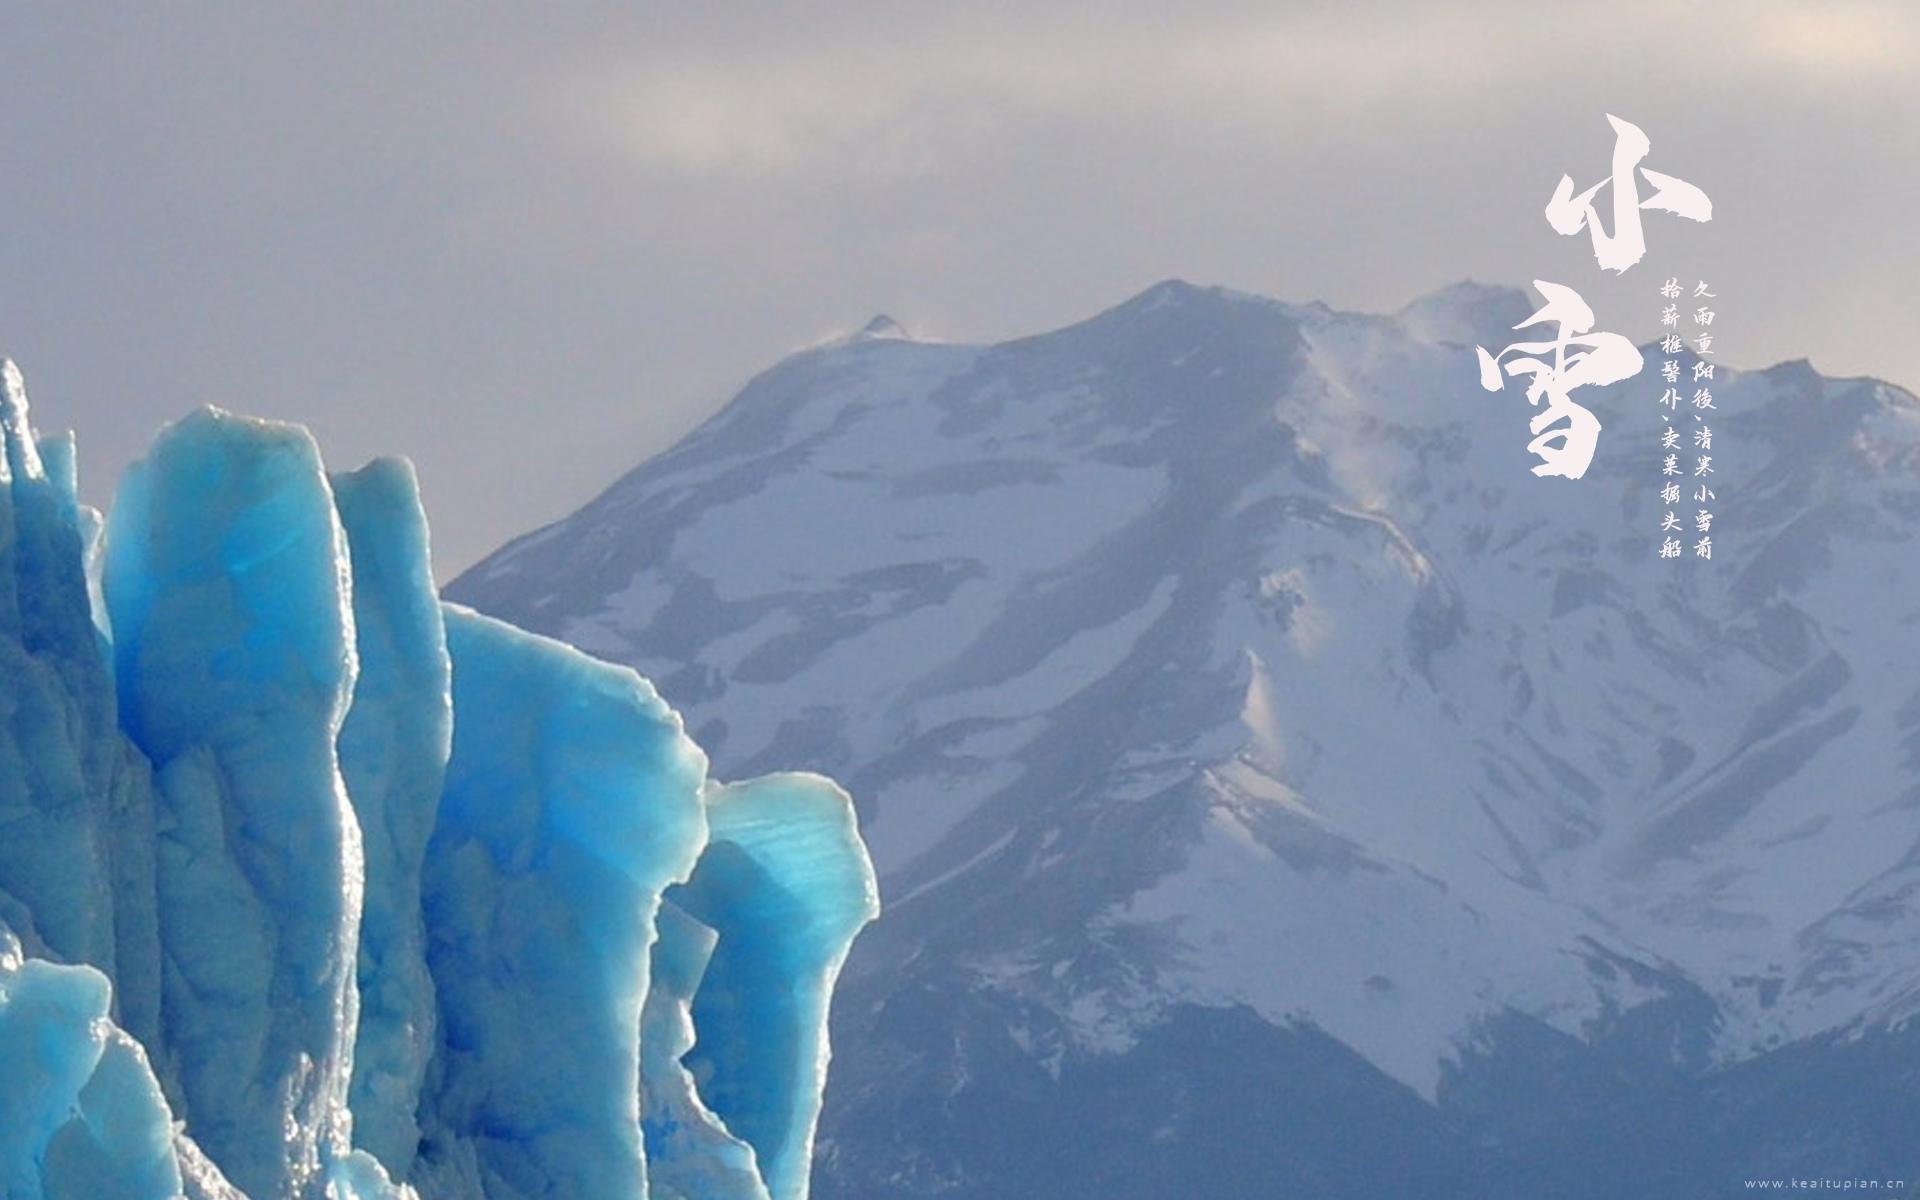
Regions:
[[0, 366, 878, 1200]]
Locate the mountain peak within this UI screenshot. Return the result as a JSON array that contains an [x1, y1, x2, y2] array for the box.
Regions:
[[1122, 278, 1233, 313], [1062, 278, 1286, 341], [857, 314, 909, 341], [1396, 279, 1536, 348]]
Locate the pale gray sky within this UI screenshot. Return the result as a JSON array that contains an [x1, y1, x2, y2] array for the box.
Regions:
[[2, 2, 1914, 575]]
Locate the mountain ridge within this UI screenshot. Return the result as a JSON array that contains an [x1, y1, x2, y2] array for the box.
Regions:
[[450, 278, 1920, 1197]]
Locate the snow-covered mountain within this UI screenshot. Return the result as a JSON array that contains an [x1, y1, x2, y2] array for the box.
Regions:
[[450, 280, 1920, 1198]]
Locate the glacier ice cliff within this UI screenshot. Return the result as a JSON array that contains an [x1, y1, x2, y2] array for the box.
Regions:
[[0, 362, 877, 1200]]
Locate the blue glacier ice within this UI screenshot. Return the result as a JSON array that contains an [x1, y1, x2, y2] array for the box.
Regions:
[[669, 777, 881, 1200], [639, 899, 769, 1200], [0, 361, 148, 1021], [634, 778, 880, 1200], [105, 405, 367, 1199], [413, 604, 708, 1200], [0, 926, 182, 1200], [333, 460, 451, 1181], [0, 361, 878, 1200]]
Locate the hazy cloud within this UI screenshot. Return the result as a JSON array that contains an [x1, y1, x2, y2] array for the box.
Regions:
[[0, 2, 1913, 574]]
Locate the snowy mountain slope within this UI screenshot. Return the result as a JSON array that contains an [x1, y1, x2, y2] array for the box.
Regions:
[[450, 281, 1920, 1195]]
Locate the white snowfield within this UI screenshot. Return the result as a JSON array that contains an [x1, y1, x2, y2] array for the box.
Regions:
[[453, 281, 1920, 1102], [0, 365, 877, 1200]]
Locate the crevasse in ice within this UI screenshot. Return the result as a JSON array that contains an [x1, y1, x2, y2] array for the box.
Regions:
[[0, 362, 878, 1200]]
